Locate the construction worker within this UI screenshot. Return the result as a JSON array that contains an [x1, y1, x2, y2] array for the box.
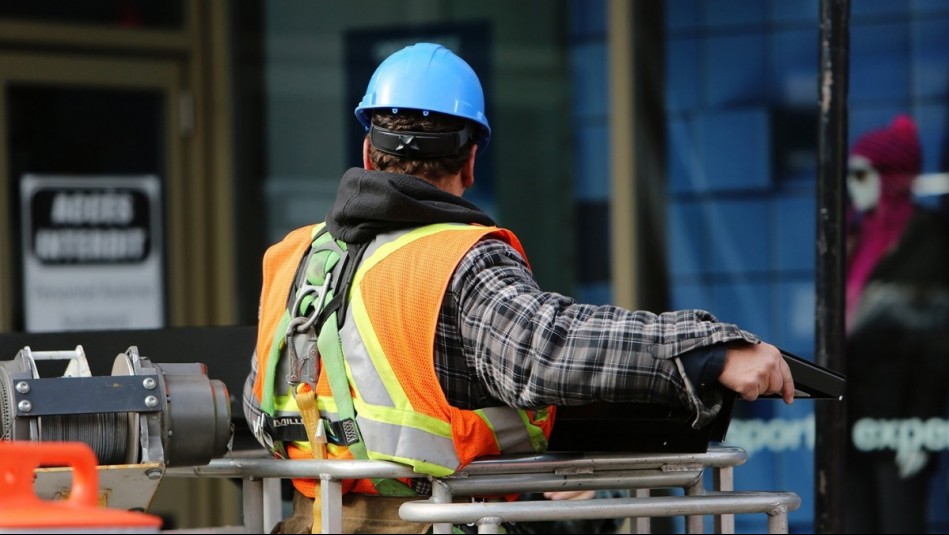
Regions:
[[242, 42, 795, 534]]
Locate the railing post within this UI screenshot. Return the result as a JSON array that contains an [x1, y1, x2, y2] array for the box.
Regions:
[[714, 466, 735, 533], [320, 476, 344, 534], [431, 478, 454, 535], [262, 477, 282, 533], [632, 488, 651, 534], [241, 476, 264, 534]]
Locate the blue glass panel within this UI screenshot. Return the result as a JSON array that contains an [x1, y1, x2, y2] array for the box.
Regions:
[[710, 278, 772, 338], [703, 0, 766, 28], [570, 42, 607, 119], [918, 0, 949, 14], [568, 0, 606, 39], [667, 117, 704, 193], [768, 0, 819, 25], [573, 123, 609, 200], [704, 32, 767, 107], [912, 103, 948, 173], [698, 110, 771, 191], [668, 200, 706, 277], [776, 279, 816, 354], [850, 22, 910, 103], [670, 280, 714, 311], [770, 28, 818, 106], [773, 195, 816, 272], [666, 37, 700, 113], [851, 0, 910, 19], [706, 197, 771, 273], [665, 0, 700, 32], [912, 18, 949, 100]]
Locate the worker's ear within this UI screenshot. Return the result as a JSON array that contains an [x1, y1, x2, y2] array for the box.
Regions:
[[461, 144, 477, 189], [363, 137, 374, 170]]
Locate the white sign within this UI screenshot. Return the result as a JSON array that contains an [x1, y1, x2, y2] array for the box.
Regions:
[[21, 174, 164, 332]]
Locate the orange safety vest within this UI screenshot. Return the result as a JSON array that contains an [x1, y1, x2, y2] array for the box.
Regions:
[[253, 223, 556, 497]]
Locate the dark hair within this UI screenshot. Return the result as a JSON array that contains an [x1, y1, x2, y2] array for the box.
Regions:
[[368, 109, 477, 179]]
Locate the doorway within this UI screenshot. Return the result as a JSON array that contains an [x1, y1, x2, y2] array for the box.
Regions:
[[0, 53, 183, 331]]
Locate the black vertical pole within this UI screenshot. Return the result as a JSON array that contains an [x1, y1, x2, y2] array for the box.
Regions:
[[815, 0, 849, 533]]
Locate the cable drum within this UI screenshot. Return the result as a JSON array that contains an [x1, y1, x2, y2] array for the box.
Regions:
[[39, 412, 130, 465]]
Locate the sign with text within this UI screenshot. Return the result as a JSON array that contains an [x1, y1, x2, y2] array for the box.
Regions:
[[20, 175, 165, 332]]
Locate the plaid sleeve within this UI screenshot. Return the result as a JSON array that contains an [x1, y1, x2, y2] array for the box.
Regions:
[[446, 239, 757, 422]]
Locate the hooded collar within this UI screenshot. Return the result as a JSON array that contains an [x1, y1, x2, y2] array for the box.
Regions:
[[326, 167, 495, 243]]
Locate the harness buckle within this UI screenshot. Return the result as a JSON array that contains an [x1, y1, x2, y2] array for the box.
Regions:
[[323, 417, 362, 446], [285, 277, 331, 388], [254, 411, 275, 453]]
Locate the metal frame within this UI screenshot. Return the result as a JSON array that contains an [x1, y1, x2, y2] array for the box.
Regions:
[[166, 446, 800, 534]]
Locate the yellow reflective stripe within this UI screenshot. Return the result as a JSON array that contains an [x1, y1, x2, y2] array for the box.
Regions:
[[351, 223, 481, 288], [274, 393, 298, 413], [347, 290, 411, 408], [316, 395, 339, 414], [276, 389, 341, 415], [370, 451, 454, 478], [352, 397, 452, 438]]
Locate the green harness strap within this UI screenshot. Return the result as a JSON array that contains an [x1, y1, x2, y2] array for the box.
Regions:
[[292, 231, 414, 497]]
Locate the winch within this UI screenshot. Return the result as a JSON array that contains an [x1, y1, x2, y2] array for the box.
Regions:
[[0, 344, 233, 511]]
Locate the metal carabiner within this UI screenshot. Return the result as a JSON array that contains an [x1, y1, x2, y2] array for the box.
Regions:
[[285, 277, 331, 387], [290, 277, 331, 328]]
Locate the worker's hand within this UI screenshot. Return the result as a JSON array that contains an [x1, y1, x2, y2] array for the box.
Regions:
[[718, 342, 794, 405], [543, 490, 596, 501]]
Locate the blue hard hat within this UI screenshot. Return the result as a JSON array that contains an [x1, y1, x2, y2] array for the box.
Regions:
[[355, 43, 491, 151]]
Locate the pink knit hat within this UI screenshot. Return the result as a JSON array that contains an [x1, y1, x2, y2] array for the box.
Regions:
[[851, 114, 922, 176]]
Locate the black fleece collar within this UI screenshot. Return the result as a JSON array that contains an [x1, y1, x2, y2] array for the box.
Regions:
[[326, 168, 496, 243]]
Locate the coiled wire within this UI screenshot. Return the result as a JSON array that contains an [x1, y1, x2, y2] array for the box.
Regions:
[[40, 412, 130, 465]]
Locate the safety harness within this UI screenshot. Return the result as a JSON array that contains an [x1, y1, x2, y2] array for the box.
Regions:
[[280, 225, 416, 486]]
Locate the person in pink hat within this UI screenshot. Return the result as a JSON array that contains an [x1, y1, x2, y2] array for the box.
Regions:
[[844, 114, 949, 533]]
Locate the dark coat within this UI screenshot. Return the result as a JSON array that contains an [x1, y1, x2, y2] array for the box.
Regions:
[[846, 207, 949, 427]]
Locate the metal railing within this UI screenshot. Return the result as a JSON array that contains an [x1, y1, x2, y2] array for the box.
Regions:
[[165, 446, 800, 534]]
